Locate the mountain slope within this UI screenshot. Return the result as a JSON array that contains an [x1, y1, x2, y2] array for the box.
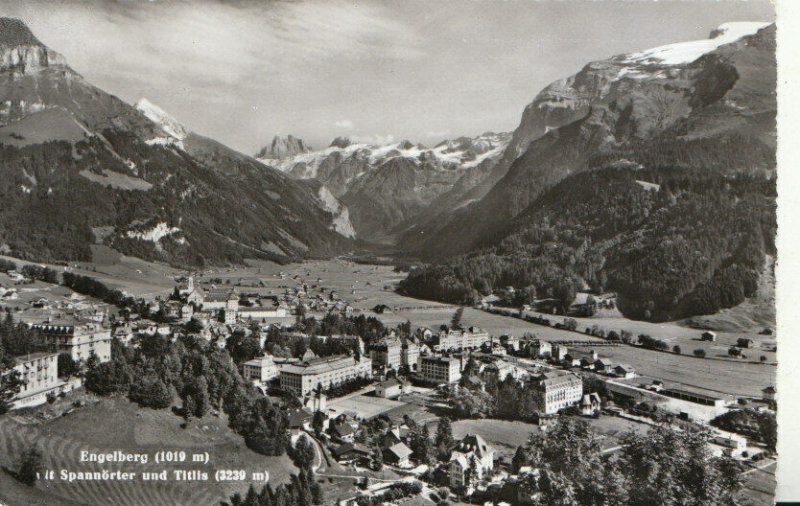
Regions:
[[0, 18, 352, 266], [399, 22, 776, 322], [257, 132, 510, 242], [402, 22, 776, 258], [399, 164, 776, 321]]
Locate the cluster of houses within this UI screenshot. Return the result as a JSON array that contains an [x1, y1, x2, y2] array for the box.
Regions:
[[313, 410, 497, 496], [520, 339, 636, 379], [151, 275, 359, 329]]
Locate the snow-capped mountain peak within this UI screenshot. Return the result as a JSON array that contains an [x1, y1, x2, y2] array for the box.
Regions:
[[620, 21, 770, 66], [258, 132, 511, 181], [135, 98, 190, 141]]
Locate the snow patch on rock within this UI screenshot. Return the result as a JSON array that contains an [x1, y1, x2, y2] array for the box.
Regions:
[[126, 222, 182, 244], [622, 22, 770, 66], [317, 186, 356, 238], [135, 98, 190, 140], [145, 136, 185, 152]]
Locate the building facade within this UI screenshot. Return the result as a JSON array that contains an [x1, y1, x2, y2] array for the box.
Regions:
[[242, 354, 279, 384], [538, 370, 583, 414], [370, 337, 403, 370], [417, 356, 462, 384], [448, 434, 494, 492], [435, 327, 489, 351], [402, 341, 420, 371], [8, 352, 69, 409], [31, 322, 112, 363], [280, 355, 372, 397]]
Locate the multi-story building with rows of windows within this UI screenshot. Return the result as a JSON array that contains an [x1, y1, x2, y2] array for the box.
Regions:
[[7, 352, 70, 409], [279, 354, 372, 397], [30, 320, 112, 364], [370, 335, 403, 370], [433, 327, 489, 351], [242, 354, 279, 385], [538, 370, 583, 414], [417, 355, 462, 384]]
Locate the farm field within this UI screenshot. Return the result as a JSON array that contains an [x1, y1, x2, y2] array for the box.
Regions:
[[572, 344, 774, 397], [0, 397, 296, 506], [523, 307, 777, 364]]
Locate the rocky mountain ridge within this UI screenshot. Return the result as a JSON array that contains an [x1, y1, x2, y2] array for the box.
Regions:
[[0, 17, 353, 266], [401, 21, 776, 258], [255, 134, 313, 159], [256, 132, 510, 241]]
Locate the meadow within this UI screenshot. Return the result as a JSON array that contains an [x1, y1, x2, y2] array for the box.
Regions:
[[0, 396, 296, 506]]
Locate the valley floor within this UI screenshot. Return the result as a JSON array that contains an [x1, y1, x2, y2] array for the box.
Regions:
[[1, 254, 776, 398]]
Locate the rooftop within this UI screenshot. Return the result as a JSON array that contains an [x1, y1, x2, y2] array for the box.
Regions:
[[281, 354, 366, 375]]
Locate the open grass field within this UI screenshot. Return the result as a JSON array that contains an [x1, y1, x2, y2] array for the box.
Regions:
[[69, 256, 185, 300], [446, 415, 652, 458], [524, 307, 777, 364], [0, 108, 88, 147], [0, 397, 296, 506], [449, 419, 541, 458], [0, 253, 183, 301], [574, 344, 774, 398]]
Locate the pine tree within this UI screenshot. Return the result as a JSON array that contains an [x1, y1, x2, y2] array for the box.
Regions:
[[434, 417, 455, 461]]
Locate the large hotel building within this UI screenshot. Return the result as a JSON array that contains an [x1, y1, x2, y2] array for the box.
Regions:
[[538, 370, 583, 414], [280, 354, 372, 396], [417, 355, 462, 384], [30, 320, 112, 363]]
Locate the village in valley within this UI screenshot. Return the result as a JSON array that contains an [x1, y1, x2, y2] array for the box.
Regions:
[[0, 254, 778, 506]]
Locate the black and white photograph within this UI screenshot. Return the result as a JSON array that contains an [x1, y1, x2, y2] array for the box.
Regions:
[[0, 0, 793, 504]]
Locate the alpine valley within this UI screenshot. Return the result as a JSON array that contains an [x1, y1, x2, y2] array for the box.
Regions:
[[0, 10, 781, 506], [0, 18, 777, 322]]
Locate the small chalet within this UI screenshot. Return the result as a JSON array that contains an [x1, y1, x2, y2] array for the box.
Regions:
[[581, 393, 602, 416], [331, 443, 371, 464], [594, 358, 614, 374], [564, 350, 597, 368], [701, 331, 717, 342], [383, 442, 413, 467], [375, 378, 403, 399], [287, 408, 313, 430], [614, 364, 636, 379], [329, 420, 356, 443]]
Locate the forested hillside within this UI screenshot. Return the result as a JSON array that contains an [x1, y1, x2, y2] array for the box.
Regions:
[[399, 165, 775, 321], [0, 131, 350, 266]]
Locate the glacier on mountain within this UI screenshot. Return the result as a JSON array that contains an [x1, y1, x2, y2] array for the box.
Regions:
[[621, 21, 771, 66]]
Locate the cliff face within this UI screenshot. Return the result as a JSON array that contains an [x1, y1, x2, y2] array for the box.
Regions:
[[402, 22, 776, 258], [255, 135, 313, 159], [257, 132, 510, 242]]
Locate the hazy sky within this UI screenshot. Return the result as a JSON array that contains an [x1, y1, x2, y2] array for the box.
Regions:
[[0, 0, 775, 153]]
